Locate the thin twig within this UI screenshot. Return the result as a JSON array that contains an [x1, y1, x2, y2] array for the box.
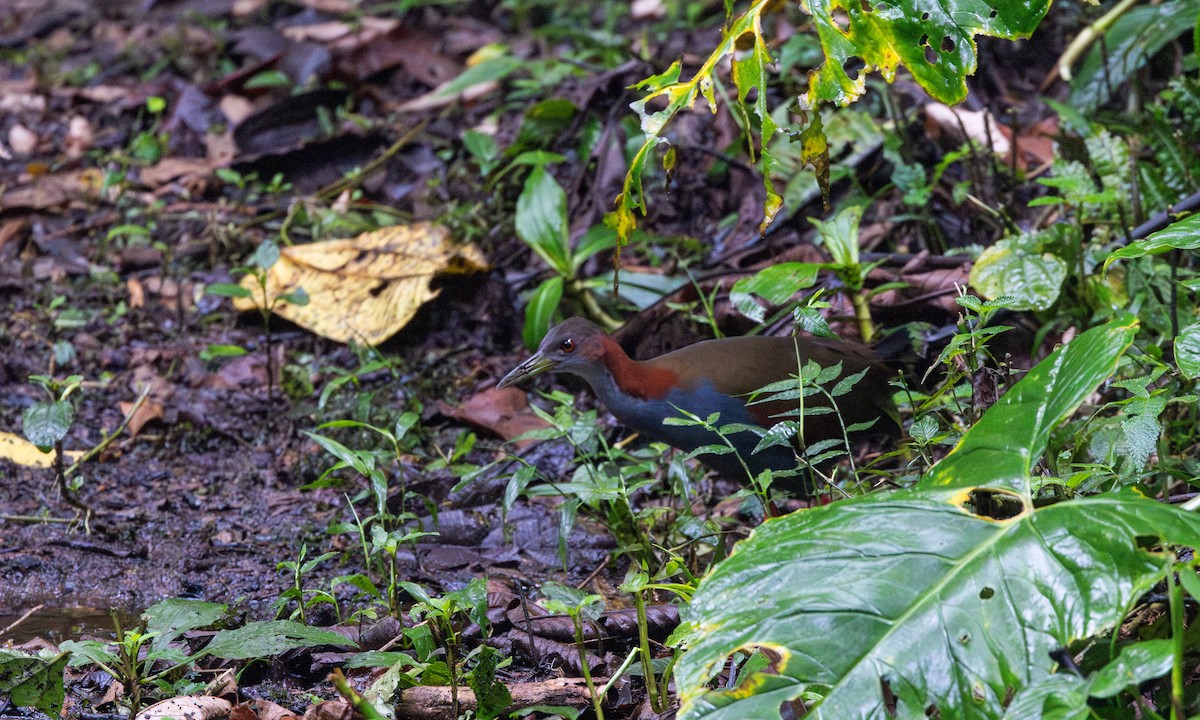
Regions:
[[0, 604, 44, 638]]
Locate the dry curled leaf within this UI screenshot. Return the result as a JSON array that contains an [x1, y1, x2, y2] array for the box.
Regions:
[[231, 223, 488, 345]]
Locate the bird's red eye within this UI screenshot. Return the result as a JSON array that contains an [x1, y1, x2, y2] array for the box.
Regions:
[[560, 339, 575, 353]]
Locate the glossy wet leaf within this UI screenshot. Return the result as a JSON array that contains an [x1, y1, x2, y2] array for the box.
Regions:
[[924, 317, 1137, 493], [515, 163, 572, 277], [1003, 639, 1174, 718], [523, 277, 563, 350], [676, 490, 1200, 720], [675, 318, 1152, 719], [805, 0, 1052, 107], [730, 263, 820, 322], [1104, 211, 1200, 270], [21, 400, 73, 451], [1175, 321, 1200, 379], [969, 236, 1067, 311], [144, 599, 227, 654]]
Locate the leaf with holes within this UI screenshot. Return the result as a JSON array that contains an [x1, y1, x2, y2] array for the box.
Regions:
[[804, 0, 1052, 107]]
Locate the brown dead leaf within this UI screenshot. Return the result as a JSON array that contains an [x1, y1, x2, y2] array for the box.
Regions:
[[219, 95, 257, 126], [0, 218, 27, 250], [247, 699, 298, 720], [119, 399, 165, 438], [230, 702, 258, 720], [135, 696, 232, 720], [440, 387, 552, 446], [334, 24, 460, 86], [0, 169, 105, 211], [230, 223, 489, 344], [232, 0, 267, 15], [300, 699, 352, 720], [0, 431, 84, 468], [398, 79, 498, 113], [139, 157, 214, 188], [295, 0, 356, 11], [127, 277, 146, 308], [282, 16, 398, 45]]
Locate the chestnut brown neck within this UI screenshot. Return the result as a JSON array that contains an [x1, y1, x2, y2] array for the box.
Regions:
[[597, 337, 678, 400]]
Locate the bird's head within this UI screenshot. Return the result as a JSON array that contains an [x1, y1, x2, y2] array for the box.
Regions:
[[497, 318, 611, 389]]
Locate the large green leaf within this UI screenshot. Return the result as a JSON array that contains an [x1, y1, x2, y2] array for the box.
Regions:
[[144, 598, 227, 655], [922, 317, 1137, 494], [1104, 212, 1200, 271], [805, 0, 1052, 106], [675, 491, 1200, 720], [674, 317, 1158, 719], [515, 163, 572, 278]]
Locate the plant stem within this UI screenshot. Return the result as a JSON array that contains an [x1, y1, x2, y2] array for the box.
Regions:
[[634, 589, 666, 712], [1169, 565, 1184, 720], [574, 614, 604, 720]]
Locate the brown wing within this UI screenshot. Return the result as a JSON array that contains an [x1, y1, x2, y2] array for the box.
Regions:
[[645, 335, 897, 440]]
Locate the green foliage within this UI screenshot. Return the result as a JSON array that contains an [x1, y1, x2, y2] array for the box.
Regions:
[[805, 0, 1051, 107], [307, 414, 437, 620], [671, 318, 1200, 719], [1069, 0, 1200, 113], [60, 599, 349, 714], [22, 374, 83, 452], [540, 581, 607, 720], [611, 0, 1053, 246], [398, 578, 511, 719], [0, 649, 68, 716], [969, 228, 1070, 312], [205, 239, 308, 401], [511, 152, 617, 347]]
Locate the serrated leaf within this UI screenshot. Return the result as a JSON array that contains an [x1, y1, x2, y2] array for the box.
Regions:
[[1120, 403, 1163, 471]]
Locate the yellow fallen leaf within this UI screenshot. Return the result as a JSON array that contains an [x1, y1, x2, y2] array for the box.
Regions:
[[231, 222, 489, 345], [0, 431, 84, 468]]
